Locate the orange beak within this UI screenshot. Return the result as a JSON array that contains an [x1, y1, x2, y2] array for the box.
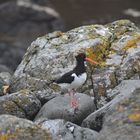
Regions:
[[85, 57, 99, 65]]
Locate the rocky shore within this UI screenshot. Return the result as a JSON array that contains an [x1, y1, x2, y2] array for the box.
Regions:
[[0, 20, 140, 140]]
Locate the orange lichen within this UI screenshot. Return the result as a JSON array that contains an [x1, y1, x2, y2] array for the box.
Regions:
[[128, 111, 140, 121], [123, 33, 140, 51], [85, 42, 109, 67]]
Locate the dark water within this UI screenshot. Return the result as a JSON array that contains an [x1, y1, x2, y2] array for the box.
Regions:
[[51, 0, 140, 30]]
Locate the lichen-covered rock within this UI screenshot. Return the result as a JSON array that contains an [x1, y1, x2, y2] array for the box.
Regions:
[[97, 81, 140, 140], [0, 90, 41, 119], [35, 119, 65, 136], [0, 115, 52, 140], [0, 72, 11, 85], [82, 80, 140, 132], [36, 118, 98, 140], [34, 90, 58, 105], [0, 72, 11, 95], [10, 20, 140, 108], [35, 93, 95, 125], [55, 121, 99, 140]]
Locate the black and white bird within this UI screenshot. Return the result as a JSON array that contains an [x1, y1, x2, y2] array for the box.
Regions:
[[54, 53, 98, 108]]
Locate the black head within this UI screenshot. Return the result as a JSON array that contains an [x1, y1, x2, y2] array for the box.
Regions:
[[75, 53, 86, 62]]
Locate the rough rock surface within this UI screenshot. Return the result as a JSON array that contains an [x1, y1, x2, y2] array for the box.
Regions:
[[0, 115, 52, 140], [0, 20, 140, 139], [97, 80, 140, 140], [0, 0, 64, 71], [0, 90, 41, 119], [35, 93, 95, 125], [55, 122, 99, 140], [82, 80, 140, 132], [0, 72, 11, 95], [36, 119, 98, 140], [11, 20, 140, 108]]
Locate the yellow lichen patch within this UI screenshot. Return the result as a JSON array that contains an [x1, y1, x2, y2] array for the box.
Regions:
[[0, 133, 8, 140], [0, 128, 23, 140], [123, 33, 140, 51], [85, 41, 109, 67], [128, 111, 140, 121]]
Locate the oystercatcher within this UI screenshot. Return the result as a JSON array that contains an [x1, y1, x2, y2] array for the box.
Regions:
[[54, 53, 98, 108]]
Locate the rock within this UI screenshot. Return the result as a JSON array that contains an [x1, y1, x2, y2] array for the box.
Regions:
[[36, 118, 98, 140], [35, 93, 95, 125], [11, 20, 140, 108], [0, 114, 52, 140], [0, 90, 41, 119], [55, 121, 99, 140], [0, 72, 11, 85], [82, 80, 140, 132], [34, 90, 58, 105], [35, 118, 65, 136], [97, 80, 140, 140], [0, 1, 64, 71], [0, 72, 11, 96], [82, 109, 104, 132]]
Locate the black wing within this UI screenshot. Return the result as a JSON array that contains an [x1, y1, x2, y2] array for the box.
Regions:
[[55, 71, 74, 84]]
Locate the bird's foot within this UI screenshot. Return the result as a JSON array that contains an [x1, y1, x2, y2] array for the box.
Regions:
[[70, 97, 78, 108]]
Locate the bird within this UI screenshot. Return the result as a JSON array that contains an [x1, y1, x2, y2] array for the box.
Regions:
[[54, 53, 98, 108]]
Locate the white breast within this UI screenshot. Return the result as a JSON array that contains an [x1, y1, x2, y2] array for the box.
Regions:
[[58, 73, 87, 91], [70, 73, 87, 90]]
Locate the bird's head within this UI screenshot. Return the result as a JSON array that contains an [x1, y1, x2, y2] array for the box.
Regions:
[[75, 53, 98, 65]]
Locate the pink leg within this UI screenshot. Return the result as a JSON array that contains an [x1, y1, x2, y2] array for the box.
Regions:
[[69, 90, 78, 108]]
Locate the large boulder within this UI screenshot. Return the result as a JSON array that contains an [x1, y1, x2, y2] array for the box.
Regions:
[[0, 90, 41, 119], [97, 80, 140, 140], [82, 80, 140, 132], [0, 115, 52, 140], [11, 20, 140, 108], [35, 93, 95, 125]]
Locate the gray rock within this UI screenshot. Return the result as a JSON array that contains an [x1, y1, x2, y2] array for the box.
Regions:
[[10, 20, 140, 108], [0, 72, 11, 85], [35, 118, 65, 135], [0, 115, 52, 140], [82, 80, 140, 132], [0, 90, 41, 119], [0, 72, 11, 96], [55, 121, 99, 140], [82, 109, 104, 132], [35, 93, 95, 124], [36, 118, 98, 140], [34, 90, 58, 105]]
